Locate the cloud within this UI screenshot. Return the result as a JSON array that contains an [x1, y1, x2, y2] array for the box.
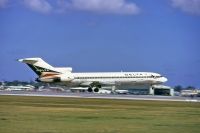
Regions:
[[0, 0, 9, 8], [23, 0, 53, 14], [1, 0, 140, 15], [58, 0, 140, 15], [171, 0, 200, 15]]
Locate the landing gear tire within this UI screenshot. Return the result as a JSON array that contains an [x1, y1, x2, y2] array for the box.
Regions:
[[94, 88, 99, 92], [88, 87, 93, 92]]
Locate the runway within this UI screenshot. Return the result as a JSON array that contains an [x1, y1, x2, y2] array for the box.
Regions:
[[0, 91, 200, 102]]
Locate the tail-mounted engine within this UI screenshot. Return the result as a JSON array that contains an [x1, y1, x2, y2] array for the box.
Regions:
[[36, 74, 74, 83]]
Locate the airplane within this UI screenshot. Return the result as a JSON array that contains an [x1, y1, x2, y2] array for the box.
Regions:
[[3, 85, 35, 91], [18, 57, 168, 92]]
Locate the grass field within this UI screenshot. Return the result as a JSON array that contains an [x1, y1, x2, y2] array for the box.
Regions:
[[0, 96, 200, 133]]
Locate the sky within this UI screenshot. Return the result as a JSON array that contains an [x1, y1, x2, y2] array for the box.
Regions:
[[0, 0, 200, 87]]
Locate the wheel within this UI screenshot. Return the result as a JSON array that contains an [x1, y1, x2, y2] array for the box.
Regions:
[[88, 87, 93, 92], [94, 87, 99, 92]]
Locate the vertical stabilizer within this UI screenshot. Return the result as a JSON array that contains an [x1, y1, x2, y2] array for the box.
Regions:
[[18, 58, 60, 76]]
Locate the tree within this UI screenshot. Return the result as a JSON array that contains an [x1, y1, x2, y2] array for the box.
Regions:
[[185, 86, 195, 90], [174, 85, 183, 92]]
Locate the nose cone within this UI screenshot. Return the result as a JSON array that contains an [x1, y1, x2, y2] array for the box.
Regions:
[[17, 59, 24, 62], [161, 77, 168, 83]]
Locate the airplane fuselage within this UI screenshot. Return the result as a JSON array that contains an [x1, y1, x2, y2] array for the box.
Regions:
[[67, 72, 167, 87]]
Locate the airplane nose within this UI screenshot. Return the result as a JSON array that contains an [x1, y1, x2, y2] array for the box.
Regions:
[[162, 77, 168, 82]]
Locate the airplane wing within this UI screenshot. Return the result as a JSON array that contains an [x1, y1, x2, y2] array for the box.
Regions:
[[78, 79, 153, 89], [79, 81, 115, 87], [79, 82, 93, 87], [115, 80, 153, 86]]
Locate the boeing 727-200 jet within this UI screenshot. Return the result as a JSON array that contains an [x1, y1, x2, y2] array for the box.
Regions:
[[18, 58, 167, 92]]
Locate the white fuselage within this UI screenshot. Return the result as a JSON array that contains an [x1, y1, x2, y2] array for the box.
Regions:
[[62, 72, 167, 87]]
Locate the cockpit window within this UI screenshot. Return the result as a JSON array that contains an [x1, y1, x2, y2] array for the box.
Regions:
[[151, 75, 162, 78]]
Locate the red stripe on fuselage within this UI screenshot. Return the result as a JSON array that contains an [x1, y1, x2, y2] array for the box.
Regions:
[[41, 72, 60, 78]]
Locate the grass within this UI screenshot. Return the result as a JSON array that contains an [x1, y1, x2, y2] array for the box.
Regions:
[[0, 95, 200, 133]]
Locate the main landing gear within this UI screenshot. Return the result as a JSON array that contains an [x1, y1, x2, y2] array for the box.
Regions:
[[87, 86, 101, 93], [88, 87, 93, 92], [94, 87, 99, 92]]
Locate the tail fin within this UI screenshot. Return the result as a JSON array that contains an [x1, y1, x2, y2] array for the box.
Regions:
[[18, 58, 60, 76]]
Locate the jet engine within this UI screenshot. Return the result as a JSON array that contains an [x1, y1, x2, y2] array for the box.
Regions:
[[36, 75, 74, 83]]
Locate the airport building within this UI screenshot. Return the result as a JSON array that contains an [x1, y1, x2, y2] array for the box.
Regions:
[[181, 89, 200, 96], [124, 85, 174, 96], [152, 85, 174, 96], [70, 85, 174, 96]]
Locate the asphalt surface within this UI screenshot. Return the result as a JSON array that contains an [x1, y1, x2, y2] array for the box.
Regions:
[[0, 91, 200, 102]]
